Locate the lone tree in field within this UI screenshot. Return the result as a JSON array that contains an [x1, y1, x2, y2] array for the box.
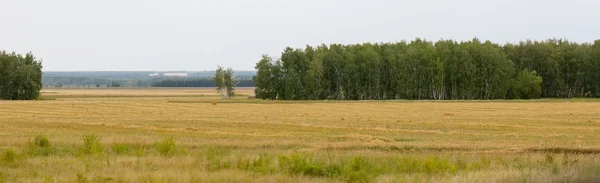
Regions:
[[0, 51, 43, 100], [214, 66, 238, 98]]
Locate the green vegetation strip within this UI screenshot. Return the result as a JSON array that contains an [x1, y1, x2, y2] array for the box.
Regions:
[[2, 135, 600, 182]]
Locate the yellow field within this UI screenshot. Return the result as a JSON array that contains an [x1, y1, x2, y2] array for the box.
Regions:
[[1, 88, 600, 182]]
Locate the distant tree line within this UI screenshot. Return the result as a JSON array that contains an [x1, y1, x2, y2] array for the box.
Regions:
[[43, 77, 254, 88], [42, 71, 256, 80], [41, 71, 257, 88], [151, 78, 254, 87], [43, 77, 115, 87], [0, 51, 43, 100], [254, 38, 600, 100]]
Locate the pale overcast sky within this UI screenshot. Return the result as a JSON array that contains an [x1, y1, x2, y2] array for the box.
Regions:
[[1, 0, 599, 71]]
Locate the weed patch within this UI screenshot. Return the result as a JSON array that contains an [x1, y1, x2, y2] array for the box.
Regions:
[[394, 156, 459, 174], [111, 143, 132, 155], [272, 155, 499, 182], [237, 154, 274, 173], [340, 157, 372, 182], [154, 137, 182, 156], [26, 135, 60, 156], [81, 134, 103, 155], [1, 149, 22, 166], [277, 155, 374, 182], [278, 155, 328, 177], [205, 146, 232, 171]]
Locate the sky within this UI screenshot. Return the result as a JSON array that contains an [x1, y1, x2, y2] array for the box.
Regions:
[[1, 0, 599, 71]]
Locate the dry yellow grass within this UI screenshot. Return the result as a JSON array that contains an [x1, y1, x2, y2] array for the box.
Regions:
[[1, 88, 600, 182]]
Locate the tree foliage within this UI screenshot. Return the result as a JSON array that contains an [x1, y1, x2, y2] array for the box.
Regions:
[[255, 38, 600, 100], [0, 51, 43, 100], [109, 81, 122, 87], [253, 55, 282, 99], [214, 66, 238, 98], [510, 70, 543, 99]]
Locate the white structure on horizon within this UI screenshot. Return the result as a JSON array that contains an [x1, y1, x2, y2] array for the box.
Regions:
[[149, 73, 159, 77], [164, 73, 189, 77]]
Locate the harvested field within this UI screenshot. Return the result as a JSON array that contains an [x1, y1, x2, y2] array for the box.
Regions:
[[1, 88, 600, 182]]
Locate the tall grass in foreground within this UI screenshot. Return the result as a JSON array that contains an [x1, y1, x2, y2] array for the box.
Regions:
[[2, 137, 599, 182], [25, 135, 60, 156], [274, 155, 486, 182], [81, 134, 103, 155], [4, 135, 595, 182], [111, 143, 132, 155], [155, 136, 184, 156]]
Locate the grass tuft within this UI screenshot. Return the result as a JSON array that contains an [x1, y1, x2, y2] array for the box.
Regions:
[[34, 135, 50, 148], [26, 135, 61, 156], [277, 155, 374, 182], [154, 137, 180, 156], [81, 134, 103, 155], [341, 157, 372, 182], [111, 143, 132, 155], [237, 154, 274, 173], [1, 149, 21, 165], [278, 155, 325, 176], [205, 146, 232, 170]]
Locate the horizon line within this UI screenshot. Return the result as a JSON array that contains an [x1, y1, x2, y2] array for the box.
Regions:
[[42, 70, 258, 72]]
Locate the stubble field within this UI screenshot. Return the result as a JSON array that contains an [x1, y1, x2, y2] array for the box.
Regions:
[[1, 88, 600, 182]]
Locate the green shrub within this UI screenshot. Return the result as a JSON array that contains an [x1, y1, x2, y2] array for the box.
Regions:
[[509, 70, 543, 99], [422, 157, 458, 174], [278, 155, 326, 176], [34, 135, 50, 148], [276, 155, 375, 182], [341, 157, 372, 183], [235, 154, 508, 182], [81, 135, 103, 155], [1, 149, 20, 164], [26, 135, 59, 156], [154, 137, 178, 156]]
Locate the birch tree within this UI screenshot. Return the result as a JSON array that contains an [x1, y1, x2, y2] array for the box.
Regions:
[[214, 66, 238, 98], [253, 38, 600, 100]]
